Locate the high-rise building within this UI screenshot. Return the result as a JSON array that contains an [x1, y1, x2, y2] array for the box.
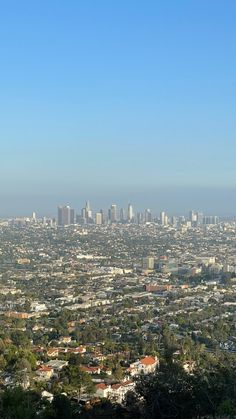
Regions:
[[160, 211, 168, 225], [99, 209, 104, 224], [110, 204, 117, 223], [137, 212, 143, 224], [70, 208, 75, 224], [171, 216, 177, 227], [120, 208, 125, 222], [197, 212, 203, 225], [189, 210, 197, 223], [85, 201, 92, 221], [144, 208, 152, 223], [81, 201, 93, 223], [81, 207, 86, 220], [142, 256, 155, 270], [58, 205, 74, 226], [85, 201, 90, 212], [95, 212, 102, 225], [127, 203, 134, 222], [203, 215, 219, 225]]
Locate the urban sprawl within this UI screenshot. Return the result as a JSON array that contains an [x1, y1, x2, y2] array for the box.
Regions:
[[0, 202, 235, 414]]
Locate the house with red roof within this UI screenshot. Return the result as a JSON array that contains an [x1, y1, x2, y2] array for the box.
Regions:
[[80, 365, 101, 375], [95, 381, 135, 402], [67, 346, 86, 354], [47, 348, 59, 358], [128, 355, 159, 376], [95, 383, 110, 398], [36, 365, 54, 380], [110, 381, 135, 403]]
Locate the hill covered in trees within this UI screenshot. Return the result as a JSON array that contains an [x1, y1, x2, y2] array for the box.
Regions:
[[1, 349, 236, 419]]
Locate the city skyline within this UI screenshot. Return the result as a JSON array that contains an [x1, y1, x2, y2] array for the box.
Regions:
[[0, 186, 236, 218], [57, 203, 219, 227], [0, 197, 223, 221]]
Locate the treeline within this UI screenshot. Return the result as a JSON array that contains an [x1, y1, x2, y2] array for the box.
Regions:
[[1, 352, 236, 418]]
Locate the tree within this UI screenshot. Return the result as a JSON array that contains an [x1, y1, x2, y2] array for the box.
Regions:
[[124, 353, 236, 419], [0, 338, 6, 354], [47, 394, 74, 419], [22, 300, 31, 312], [0, 388, 41, 419], [217, 398, 236, 417], [11, 331, 30, 348], [162, 326, 178, 364], [0, 354, 6, 371], [113, 363, 124, 381], [60, 365, 95, 396]]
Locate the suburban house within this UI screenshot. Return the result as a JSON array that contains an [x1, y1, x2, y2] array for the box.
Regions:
[[95, 383, 110, 398], [95, 381, 135, 402], [128, 356, 159, 376], [36, 366, 54, 380], [80, 365, 101, 375], [47, 348, 59, 358]]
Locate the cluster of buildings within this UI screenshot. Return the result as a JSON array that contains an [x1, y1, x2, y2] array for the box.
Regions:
[[0, 213, 235, 404], [57, 202, 219, 227], [58, 202, 136, 226]]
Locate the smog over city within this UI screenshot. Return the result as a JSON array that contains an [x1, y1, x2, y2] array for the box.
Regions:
[[1, 1, 236, 418]]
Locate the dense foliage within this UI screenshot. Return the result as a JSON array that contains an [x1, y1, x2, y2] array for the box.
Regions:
[[1, 352, 236, 419]]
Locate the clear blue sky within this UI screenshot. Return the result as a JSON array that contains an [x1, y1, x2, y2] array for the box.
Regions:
[[1, 1, 236, 216]]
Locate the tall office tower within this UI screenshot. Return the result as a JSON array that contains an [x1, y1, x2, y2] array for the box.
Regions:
[[81, 207, 86, 221], [127, 203, 134, 222], [197, 212, 203, 226], [95, 212, 102, 225], [120, 208, 125, 222], [203, 215, 219, 225], [137, 212, 143, 224], [189, 210, 194, 221], [70, 208, 75, 224], [58, 206, 63, 226], [160, 211, 166, 225], [110, 204, 117, 223], [85, 200, 90, 213], [99, 209, 104, 224], [58, 205, 74, 226], [142, 256, 155, 270], [81, 201, 93, 223], [32, 212, 36, 222], [144, 208, 152, 223], [171, 216, 177, 227], [85, 201, 92, 221], [189, 210, 197, 223]]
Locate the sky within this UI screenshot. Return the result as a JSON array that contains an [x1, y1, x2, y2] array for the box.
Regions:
[[1, 0, 236, 216]]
